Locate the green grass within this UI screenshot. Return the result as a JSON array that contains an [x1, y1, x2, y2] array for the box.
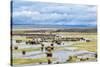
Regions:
[[13, 47, 40, 52], [70, 42, 97, 52], [82, 35, 97, 39], [13, 58, 56, 65], [13, 45, 70, 52]]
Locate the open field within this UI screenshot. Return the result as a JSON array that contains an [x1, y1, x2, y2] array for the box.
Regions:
[[11, 30, 97, 65]]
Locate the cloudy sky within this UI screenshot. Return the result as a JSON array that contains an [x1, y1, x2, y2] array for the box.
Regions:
[[12, 1, 97, 28]]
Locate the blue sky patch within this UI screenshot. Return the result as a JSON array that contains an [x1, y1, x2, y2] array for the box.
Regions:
[[12, 1, 97, 28]]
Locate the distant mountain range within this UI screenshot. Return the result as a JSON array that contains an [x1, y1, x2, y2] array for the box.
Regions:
[[12, 24, 97, 33], [55, 28, 97, 33], [13, 24, 96, 28]]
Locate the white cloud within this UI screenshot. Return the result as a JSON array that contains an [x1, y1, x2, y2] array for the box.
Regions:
[[12, 1, 97, 27], [13, 10, 40, 17]]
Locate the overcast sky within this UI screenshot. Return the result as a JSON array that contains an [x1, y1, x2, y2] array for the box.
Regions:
[[12, 1, 97, 28]]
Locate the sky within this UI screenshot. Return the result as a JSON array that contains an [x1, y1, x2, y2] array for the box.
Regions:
[[12, 0, 97, 28]]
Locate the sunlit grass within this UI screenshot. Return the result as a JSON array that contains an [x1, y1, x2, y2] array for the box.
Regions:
[[13, 45, 69, 52], [13, 58, 56, 64], [71, 42, 97, 52], [13, 47, 40, 52]]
